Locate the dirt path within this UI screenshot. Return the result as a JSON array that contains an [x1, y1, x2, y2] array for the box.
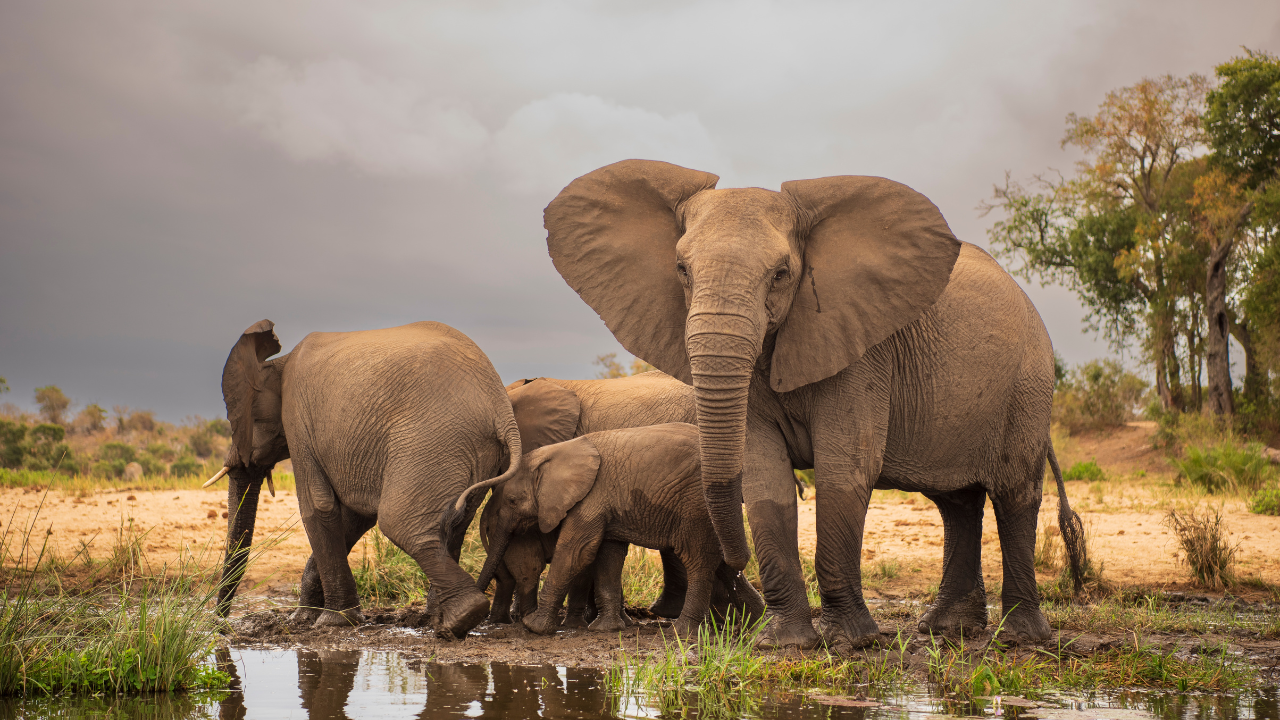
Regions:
[[5, 422, 1279, 600]]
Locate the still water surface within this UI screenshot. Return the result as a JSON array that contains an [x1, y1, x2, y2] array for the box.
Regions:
[[2, 648, 1276, 720]]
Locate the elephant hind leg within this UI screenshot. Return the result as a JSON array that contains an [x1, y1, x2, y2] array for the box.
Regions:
[[918, 487, 988, 635], [649, 549, 687, 618], [587, 541, 633, 632], [379, 508, 489, 639], [991, 489, 1051, 642]]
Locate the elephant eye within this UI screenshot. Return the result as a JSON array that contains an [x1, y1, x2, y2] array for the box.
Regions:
[[772, 267, 789, 283], [677, 261, 689, 277]]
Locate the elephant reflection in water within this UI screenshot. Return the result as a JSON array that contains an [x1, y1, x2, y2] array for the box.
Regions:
[[216, 646, 613, 719]]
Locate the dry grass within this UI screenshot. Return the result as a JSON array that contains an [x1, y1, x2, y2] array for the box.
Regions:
[[1164, 507, 1239, 589]]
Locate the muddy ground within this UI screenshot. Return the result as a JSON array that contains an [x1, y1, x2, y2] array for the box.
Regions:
[[221, 600, 1280, 682]]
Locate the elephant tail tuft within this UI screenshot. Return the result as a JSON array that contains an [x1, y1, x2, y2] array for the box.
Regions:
[[1048, 443, 1088, 595]]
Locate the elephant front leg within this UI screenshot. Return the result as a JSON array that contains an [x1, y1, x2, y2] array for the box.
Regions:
[[919, 488, 988, 635], [562, 570, 595, 628], [294, 508, 377, 625], [649, 549, 687, 618], [742, 420, 819, 650], [992, 493, 1051, 642], [587, 541, 633, 632], [524, 516, 602, 636], [813, 477, 881, 651]]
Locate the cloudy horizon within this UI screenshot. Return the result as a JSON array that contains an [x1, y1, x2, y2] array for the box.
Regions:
[[1, 1, 1277, 422]]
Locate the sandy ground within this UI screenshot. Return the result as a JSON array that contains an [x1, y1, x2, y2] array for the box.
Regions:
[[4, 422, 1279, 601]]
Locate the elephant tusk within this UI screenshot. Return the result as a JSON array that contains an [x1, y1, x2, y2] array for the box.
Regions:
[[203, 466, 230, 488], [266, 475, 276, 498]]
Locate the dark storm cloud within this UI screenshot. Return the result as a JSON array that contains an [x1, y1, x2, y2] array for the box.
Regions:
[[1, 0, 1277, 420]]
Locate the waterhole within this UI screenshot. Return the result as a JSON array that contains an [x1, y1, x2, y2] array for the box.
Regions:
[[1, 648, 1276, 719]]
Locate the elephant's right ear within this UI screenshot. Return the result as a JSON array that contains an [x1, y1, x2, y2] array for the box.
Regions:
[[507, 379, 581, 453], [545, 160, 719, 384], [221, 319, 282, 467], [533, 436, 601, 534]]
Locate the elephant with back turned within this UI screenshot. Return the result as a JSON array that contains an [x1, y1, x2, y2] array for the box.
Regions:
[[544, 160, 1086, 652], [213, 319, 519, 638], [484, 372, 763, 626]]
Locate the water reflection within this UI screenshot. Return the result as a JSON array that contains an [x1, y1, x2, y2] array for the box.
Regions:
[[0, 648, 1275, 720]]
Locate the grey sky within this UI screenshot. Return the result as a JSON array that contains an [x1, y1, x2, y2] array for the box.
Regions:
[[1, 0, 1277, 421]]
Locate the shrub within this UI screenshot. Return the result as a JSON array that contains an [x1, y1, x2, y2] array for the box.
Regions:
[[1173, 441, 1276, 494], [1165, 507, 1238, 589], [24, 424, 71, 472], [1249, 487, 1280, 516], [137, 454, 167, 476], [188, 431, 214, 459], [168, 455, 203, 478], [206, 418, 231, 438], [0, 420, 27, 469], [1063, 459, 1107, 483], [98, 442, 136, 464], [146, 443, 176, 463], [70, 404, 106, 435], [120, 410, 155, 434], [1053, 359, 1149, 434]]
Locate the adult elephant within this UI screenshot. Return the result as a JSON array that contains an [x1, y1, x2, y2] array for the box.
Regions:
[[544, 160, 1085, 651], [210, 320, 519, 638]]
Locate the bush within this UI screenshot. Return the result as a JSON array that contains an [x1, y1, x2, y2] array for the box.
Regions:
[[34, 385, 70, 425], [206, 418, 231, 438], [1053, 359, 1149, 434], [137, 454, 167, 476], [168, 455, 203, 478], [1173, 441, 1276, 494], [188, 431, 214, 459], [24, 424, 71, 472], [1164, 507, 1238, 589], [1063, 459, 1107, 483], [146, 443, 176, 463], [0, 420, 27, 469], [1250, 487, 1280, 516], [70, 404, 106, 435]]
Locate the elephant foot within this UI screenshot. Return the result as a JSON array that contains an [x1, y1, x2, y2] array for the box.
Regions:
[[818, 610, 881, 655], [995, 604, 1051, 644], [588, 609, 633, 633], [671, 616, 700, 638], [488, 603, 513, 625], [753, 612, 821, 651], [290, 605, 324, 625], [314, 607, 364, 628], [440, 592, 490, 639], [523, 609, 559, 636], [649, 592, 683, 619], [919, 587, 988, 636], [562, 612, 590, 629]]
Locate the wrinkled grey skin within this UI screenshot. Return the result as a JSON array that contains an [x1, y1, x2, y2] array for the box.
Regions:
[[215, 320, 520, 638], [473, 422, 762, 637], [544, 160, 1084, 652], [483, 372, 697, 624]]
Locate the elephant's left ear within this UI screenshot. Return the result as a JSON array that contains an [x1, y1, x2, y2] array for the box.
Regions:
[[534, 436, 601, 534], [507, 379, 581, 453], [772, 177, 961, 392]]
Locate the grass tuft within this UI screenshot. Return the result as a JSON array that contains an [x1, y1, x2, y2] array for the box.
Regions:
[[1164, 507, 1238, 589]]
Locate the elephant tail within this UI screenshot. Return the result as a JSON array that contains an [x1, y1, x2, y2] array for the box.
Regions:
[[449, 415, 523, 522], [1048, 443, 1088, 594]]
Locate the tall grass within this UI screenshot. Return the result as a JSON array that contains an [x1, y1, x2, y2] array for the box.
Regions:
[[0, 466, 297, 495], [1173, 442, 1277, 494], [1164, 507, 1238, 589], [0, 495, 273, 697]]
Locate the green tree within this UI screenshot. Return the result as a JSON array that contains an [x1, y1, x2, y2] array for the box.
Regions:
[[984, 74, 1213, 412], [0, 376, 9, 394], [34, 385, 71, 425], [73, 403, 107, 434], [1204, 48, 1280, 422]]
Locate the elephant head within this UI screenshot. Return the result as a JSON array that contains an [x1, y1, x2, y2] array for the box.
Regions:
[[480, 379, 582, 551], [545, 160, 961, 569], [213, 319, 290, 616], [475, 436, 600, 591]]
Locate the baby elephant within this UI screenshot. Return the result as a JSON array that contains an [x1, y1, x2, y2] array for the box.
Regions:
[[473, 422, 755, 636]]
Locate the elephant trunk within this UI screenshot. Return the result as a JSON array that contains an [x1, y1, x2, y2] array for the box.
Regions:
[[476, 529, 511, 592], [687, 314, 760, 571], [215, 465, 266, 617]]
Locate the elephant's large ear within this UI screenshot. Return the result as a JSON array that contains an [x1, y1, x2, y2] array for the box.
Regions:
[[772, 177, 962, 392], [533, 437, 601, 534], [507, 379, 582, 453], [221, 319, 282, 467], [545, 160, 719, 384]]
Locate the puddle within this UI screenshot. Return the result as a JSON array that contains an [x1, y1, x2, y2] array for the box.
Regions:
[[1, 648, 1276, 719]]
